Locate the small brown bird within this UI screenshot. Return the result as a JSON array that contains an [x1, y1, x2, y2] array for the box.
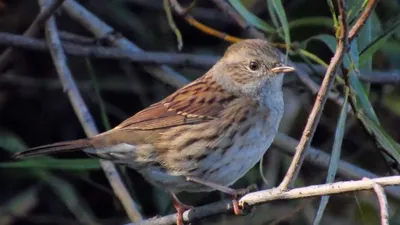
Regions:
[[13, 39, 295, 225]]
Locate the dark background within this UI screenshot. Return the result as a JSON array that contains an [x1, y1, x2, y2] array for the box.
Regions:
[[1, 0, 400, 225]]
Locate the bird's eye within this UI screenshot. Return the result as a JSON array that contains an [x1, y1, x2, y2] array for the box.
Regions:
[[249, 61, 260, 71]]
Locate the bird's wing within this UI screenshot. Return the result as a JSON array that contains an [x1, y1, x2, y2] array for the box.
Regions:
[[114, 76, 237, 131]]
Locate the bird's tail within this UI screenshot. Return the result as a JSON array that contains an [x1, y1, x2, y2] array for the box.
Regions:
[[12, 139, 92, 159]]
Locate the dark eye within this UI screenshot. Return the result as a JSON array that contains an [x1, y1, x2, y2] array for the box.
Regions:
[[249, 61, 260, 71]]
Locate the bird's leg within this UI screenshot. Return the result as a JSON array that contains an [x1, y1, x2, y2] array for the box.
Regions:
[[186, 176, 257, 215], [170, 192, 193, 225]]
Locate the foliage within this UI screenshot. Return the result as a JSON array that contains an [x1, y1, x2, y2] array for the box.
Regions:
[[1, 0, 400, 224]]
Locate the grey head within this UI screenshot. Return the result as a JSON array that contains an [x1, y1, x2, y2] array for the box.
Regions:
[[210, 39, 295, 99]]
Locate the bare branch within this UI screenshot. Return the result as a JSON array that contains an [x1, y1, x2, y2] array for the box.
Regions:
[[1, 32, 399, 85], [348, 0, 379, 42], [168, 0, 242, 43], [0, 0, 66, 71], [128, 176, 400, 225], [278, 0, 349, 190], [38, 0, 143, 222], [272, 133, 400, 200], [363, 178, 390, 225], [61, 0, 188, 89]]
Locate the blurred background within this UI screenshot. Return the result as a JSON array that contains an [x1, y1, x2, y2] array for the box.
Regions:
[[1, 0, 400, 224]]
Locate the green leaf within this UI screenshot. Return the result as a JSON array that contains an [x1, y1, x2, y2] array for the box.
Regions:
[[305, 34, 400, 165], [348, 40, 360, 69], [0, 132, 27, 152], [267, 1, 280, 29], [359, 19, 400, 67], [304, 34, 337, 52], [326, 0, 338, 28], [228, 0, 275, 33], [313, 89, 349, 225], [0, 158, 101, 170], [348, 71, 378, 121], [381, 41, 400, 70], [276, 17, 333, 32], [269, 0, 291, 59], [358, 114, 400, 163]]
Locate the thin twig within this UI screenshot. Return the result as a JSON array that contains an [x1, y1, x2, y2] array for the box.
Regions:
[[127, 176, 400, 225], [278, 0, 349, 190], [169, 0, 242, 43], [0, 72, 140, 93], [61, 0, 189, 88], [272, 133, 400, 200], [348, 0, 378, 42], [125, 0, 234, 25], [170, 0, 292, 49], [59, 31, 95, 45], [38, 0, 143, 222], [0, 0, 66, 72], [163, 0, 183, 50], [362, 178, 390, 225], [1, 32, 399, 85]]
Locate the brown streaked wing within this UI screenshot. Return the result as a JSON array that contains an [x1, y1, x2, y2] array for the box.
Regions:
[[114, 75, 238, 131]]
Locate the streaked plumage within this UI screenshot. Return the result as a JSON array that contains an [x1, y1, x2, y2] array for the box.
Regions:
[[13, 39, 295, 224]]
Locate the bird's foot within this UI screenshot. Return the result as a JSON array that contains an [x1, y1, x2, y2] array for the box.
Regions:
[[186, 176, 258, 215], [170, 192, 193, 225]]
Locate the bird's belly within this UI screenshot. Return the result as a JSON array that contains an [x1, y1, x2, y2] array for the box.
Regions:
[[200, 120, 276, 187], [140, 116, 279, 193]]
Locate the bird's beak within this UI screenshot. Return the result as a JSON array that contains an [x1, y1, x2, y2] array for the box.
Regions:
[[271, 65, 296, 73]]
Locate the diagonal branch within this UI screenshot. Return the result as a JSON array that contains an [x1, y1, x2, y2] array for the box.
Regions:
[[348, 0, 379, 42], [61, 0, 189, 89], [38, 0, 143, 222], [278, 0, 349, 190]]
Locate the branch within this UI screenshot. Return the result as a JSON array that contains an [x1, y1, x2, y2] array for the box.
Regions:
[[1, 32, 399, 85], [363, 178, 389, 225], [38, 0, 143, 222], [168, 0, 242, 43], [125, 0, 234, 25], [59, 31, 95, 45], [348, 0, 379, 42], [0, 32, 216, 68], [278, 0, 349, 190], [61, 0, 188, 89], [127, 176, 400, 225], [272, 133, 400, 200], [0, 0, 66, 72]]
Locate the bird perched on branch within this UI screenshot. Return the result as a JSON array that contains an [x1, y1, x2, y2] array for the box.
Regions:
[[13, 39, 295, 225]]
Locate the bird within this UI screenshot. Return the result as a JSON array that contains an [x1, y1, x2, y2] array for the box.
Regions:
[[13, 39, 295, 225]]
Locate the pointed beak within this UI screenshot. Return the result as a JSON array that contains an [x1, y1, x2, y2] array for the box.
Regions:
[[270, 65, 296, 73]]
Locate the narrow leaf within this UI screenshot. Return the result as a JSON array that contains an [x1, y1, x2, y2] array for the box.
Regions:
[[228, 0, 275, 33], [359, 19, 400, 67], [0, 158, 101, 170], [313, 89, 349, 225], [270, 0, 291, 59]]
